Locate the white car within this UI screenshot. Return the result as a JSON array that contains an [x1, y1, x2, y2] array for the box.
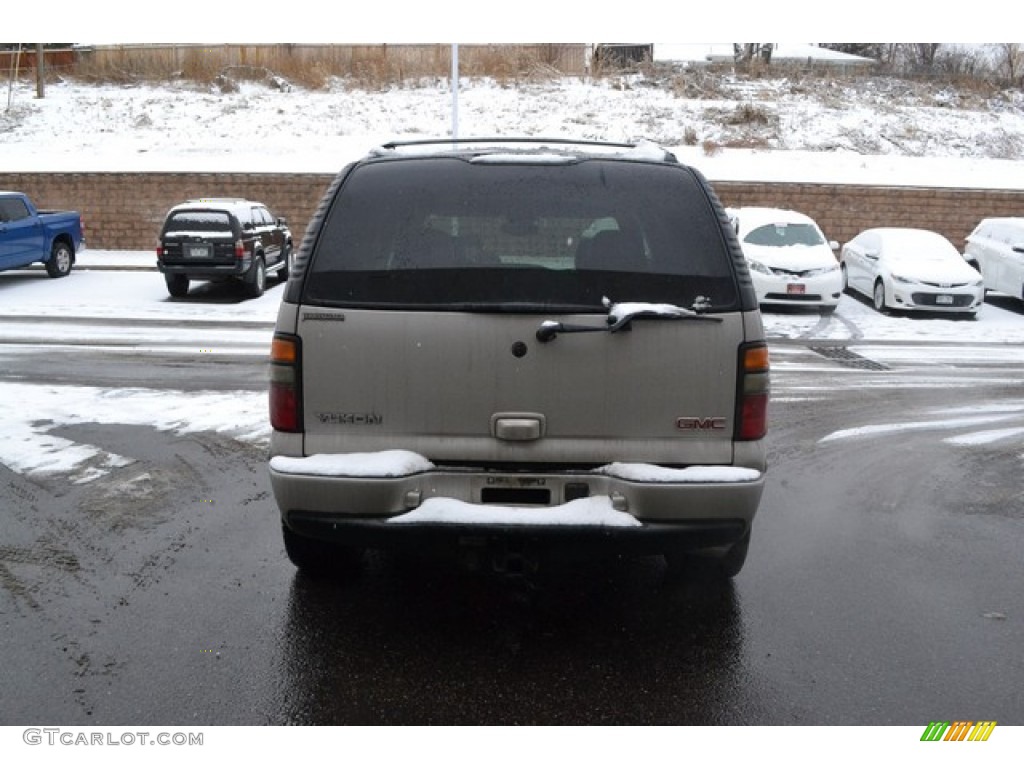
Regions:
[[840, 227, 984, 316], [963, 217, 1024, 302], [727, 207, 842, 313]]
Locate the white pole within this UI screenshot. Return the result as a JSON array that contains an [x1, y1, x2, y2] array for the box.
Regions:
[[451, 43, 459, 143]]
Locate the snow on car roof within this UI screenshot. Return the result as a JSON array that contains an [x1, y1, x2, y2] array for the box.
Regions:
[[728, 206, 820, 231], [169, 198, 261, 211], [369, 137, 676, 163], [866, 227, 957, 246]]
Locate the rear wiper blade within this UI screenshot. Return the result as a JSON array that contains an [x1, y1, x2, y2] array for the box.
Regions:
[[536, 297, 720, 343]]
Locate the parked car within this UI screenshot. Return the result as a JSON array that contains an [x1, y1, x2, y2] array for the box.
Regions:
[[726, 206, 842, 313], [0, 191, 84, 277], [267, 138, 770, 580], [840, 227, 984, 316], [156, 198, 292, 298], [963, 217, 1024, 302]]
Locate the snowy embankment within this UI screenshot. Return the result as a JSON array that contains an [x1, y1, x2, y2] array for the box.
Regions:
[[2, 77, 1024, 189]]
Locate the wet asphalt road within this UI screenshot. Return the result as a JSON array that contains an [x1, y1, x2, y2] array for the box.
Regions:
[[1, 320, 1023, 725]]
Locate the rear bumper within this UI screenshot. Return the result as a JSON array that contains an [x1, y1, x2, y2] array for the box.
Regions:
[[158, 257, 252, 278], [270, 461, 765, 555], [754, 271, 843, 308], [285, 512, 748, 559], [891, 285, 983, 312]]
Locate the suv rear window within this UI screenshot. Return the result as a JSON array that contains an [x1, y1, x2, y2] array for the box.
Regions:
[[163, 210, 234, 235], [303, 157, 740, 311]]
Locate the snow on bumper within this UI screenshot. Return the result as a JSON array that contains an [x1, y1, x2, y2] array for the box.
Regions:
[[389, 496, 641, 527], [268, 452, 765, 530]]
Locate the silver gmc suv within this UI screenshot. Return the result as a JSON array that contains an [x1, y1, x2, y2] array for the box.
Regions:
[[268, 138, 769, 579]]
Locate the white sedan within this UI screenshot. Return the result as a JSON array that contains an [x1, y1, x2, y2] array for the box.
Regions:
[[841, 227, 984, 316], [727, 207, 842, 312]]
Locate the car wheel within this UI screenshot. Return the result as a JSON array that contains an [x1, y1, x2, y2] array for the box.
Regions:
[[716, 530, 750, 578], [165, 274, 190, 297], [278, 243, 293, 283], [872, 279, 888, 312], [820, 305, 837, 315], [664, 530, 751, 580], [244, 255, 266, 298], [282, 526, 363, 579], [45, 241, 73, 278]]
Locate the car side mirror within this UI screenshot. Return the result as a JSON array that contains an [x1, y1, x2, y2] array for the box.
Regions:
[[829, 240, 839, 251], [277, 217, 288, 226]]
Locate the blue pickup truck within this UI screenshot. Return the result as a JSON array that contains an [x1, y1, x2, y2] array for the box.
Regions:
[[0, 191, 85, 277]]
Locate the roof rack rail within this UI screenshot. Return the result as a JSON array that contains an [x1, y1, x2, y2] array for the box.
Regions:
[[378, 137, 639, 151]]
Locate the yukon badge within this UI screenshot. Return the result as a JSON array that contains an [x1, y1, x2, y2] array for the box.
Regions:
[[317, 412, 383, 426], [676, 416, 727, 431]]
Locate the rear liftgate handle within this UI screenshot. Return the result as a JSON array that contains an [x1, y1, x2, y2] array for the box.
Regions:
[[491, 414, 545, 441]]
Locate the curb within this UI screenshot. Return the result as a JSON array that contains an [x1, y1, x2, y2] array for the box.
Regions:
[[28, 263, 157, 272]]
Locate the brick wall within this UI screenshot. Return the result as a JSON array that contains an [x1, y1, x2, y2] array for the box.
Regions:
[[2, 172, 1022, 251], [715, 181, 1024, 249], [0, 172, 335, 252]]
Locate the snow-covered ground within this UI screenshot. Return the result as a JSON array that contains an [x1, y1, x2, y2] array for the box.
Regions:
[[3, 67, 1024, 188]]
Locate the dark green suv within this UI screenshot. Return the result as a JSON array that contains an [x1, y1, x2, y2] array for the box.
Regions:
[[157, 198, 292, 298]]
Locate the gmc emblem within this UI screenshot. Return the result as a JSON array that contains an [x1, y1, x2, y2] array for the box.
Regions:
[[676, 416, 727, 431]]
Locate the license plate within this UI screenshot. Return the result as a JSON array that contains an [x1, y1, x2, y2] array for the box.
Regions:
[[786, 283, 806, 295], [936, 294, 954, 305], [187, 245, 212, 259]]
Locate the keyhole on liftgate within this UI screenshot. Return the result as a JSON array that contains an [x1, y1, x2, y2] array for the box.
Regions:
[[511, 341, 528, 358]]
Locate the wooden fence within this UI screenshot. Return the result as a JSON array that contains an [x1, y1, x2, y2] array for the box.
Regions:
[[3, 45, 590, 80]]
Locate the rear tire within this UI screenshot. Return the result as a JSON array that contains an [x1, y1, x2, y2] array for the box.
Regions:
[[46, 241, 73, 278], [244, 255, 266, 298], [165, 274, 189, 297], [716, 531, 750, 578], [282, 526, 363, 580], [665, 530, 751, 580], [278, 243, 292, 283]]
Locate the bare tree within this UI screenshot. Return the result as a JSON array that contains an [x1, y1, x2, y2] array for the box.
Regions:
[[995, 43, 1024, 86], [733, 44, 774, 65], [907, 44, 941, 70]]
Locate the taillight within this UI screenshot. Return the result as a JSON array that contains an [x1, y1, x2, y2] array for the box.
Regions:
[[270, 334, 302, 432], [156, 244, 164, 258], [736, 342, 769, 440], [234, 239, 246, 259]]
